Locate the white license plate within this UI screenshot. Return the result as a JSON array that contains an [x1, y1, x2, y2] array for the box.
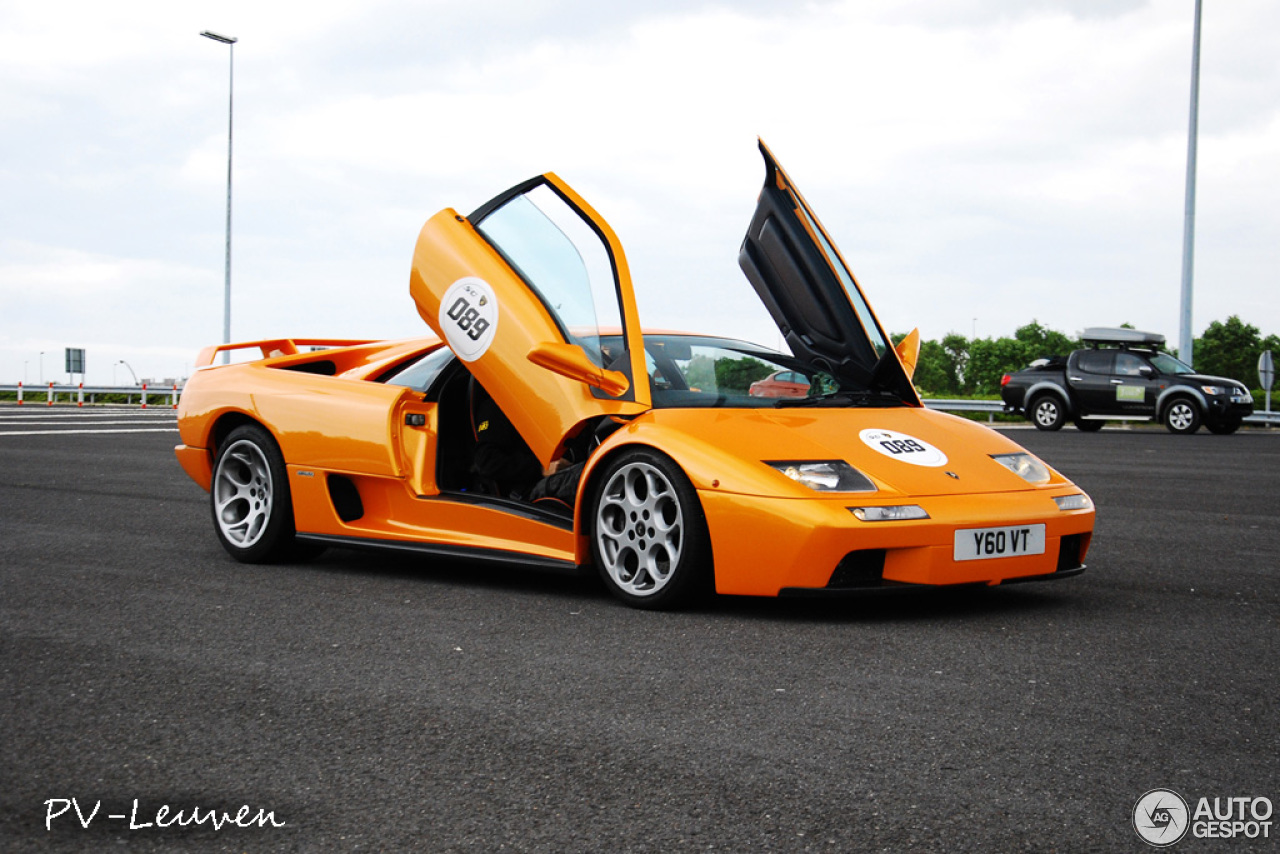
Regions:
[[954, 524, 1046, 561]]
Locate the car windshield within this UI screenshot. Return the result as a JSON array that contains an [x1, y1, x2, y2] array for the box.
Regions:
[[1148, 353, 1196, 375], [598, 335, 905, 409]]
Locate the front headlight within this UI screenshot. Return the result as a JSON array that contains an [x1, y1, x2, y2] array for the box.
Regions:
[[991, 452, 1051, 484], [765, 460, 876, 493], [1201, 385, 1226, 396]]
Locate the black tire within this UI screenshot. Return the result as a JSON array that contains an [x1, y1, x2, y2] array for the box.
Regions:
[[210, 424, 309, 562], [1029, 395, 1067, 431], [1162, 398, 1201, 434], [1206, 416, 1242, 435], [1074, 418, 1105, 432], [589, 449, 712, 610]]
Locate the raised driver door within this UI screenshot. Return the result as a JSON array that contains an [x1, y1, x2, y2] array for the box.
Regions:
[[409, 174, 650, 467]]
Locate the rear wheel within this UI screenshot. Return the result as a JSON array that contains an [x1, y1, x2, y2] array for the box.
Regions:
[[210, 424, 309, 562], [1029, 395, 1066, 431], [590, 449, 711, 610], [1163, 398, 1201, 434]]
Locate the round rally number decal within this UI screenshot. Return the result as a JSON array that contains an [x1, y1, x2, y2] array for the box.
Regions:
[[440, 277, 498, 362], [859, 429, 948, 467]]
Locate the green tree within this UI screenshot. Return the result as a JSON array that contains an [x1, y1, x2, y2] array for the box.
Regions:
[[714, 356, 772, 393], [941, 333, 970, 392], [1014, 320, 1076, 360], [1194, 316, 1261, 384], [913, 338, 961, 395], [967, 337, 1031, 395]]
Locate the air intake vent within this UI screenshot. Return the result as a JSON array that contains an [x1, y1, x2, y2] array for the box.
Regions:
[[327, 475, 364, 522], [828, 550, 887, 588]]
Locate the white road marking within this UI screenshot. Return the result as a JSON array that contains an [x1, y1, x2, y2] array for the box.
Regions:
[[0, 420, 175, 426], [0, 428, 179, 436], [0, 408, 178, 436]]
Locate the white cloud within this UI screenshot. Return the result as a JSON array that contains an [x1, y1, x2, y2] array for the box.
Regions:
[[2, 0, 1278, 385]]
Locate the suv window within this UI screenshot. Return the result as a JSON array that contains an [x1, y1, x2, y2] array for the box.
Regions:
[[1076, 350, 1114, 375], [1114, 352, 1149, 377], [1149, 352, 1196, 375]]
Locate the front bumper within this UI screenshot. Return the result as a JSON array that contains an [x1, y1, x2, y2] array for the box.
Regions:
[[699, 488, 1094, 597]]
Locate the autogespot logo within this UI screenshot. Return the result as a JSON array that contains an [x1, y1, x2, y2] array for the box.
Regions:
[[1134, 789, 1190, 847]]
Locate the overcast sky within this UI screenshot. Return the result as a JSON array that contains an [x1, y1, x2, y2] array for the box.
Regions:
[[2, 0, 1277, 385]]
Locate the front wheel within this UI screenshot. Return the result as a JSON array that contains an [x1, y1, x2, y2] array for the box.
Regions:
[[1074, 418, 1105, 432], [1029, 395, 1066, 431], [210, 424, 306, 562], [1163, 398, 1201, 434], [1206, 416, 1242, 435], [590, 450, 711, 610]]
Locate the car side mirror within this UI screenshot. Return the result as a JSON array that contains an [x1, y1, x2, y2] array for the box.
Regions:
[[526, 342, 630, 397], [1139, 366, 1155, 377], [894, 327, 921, 380]]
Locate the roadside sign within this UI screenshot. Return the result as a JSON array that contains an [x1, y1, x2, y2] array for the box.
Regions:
[[1259, 350, 1274, 391], [65, 348, 85, 374]]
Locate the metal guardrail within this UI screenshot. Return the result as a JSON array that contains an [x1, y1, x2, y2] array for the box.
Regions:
[[924, 399, 1006, 413], [0, 383, 182, 407], [922, 398, 1279, 427], [2, 385, 1275, 425]]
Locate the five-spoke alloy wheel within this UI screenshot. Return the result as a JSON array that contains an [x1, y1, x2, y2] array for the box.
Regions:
[[590, 450, 710, 609]]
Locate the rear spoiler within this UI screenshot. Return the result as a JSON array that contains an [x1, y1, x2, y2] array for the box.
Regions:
[[194, 338, 375, 368]]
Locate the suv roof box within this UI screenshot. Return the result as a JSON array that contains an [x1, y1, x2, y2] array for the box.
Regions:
[[1080, 327, 1165, 348]]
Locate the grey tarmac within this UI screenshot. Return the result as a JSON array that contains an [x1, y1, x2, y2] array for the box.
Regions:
[[2, 416, 1277, 852]]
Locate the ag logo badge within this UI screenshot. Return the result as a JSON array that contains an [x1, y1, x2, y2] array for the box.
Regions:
[[1132, 789, 1189, 847], [440, 277, 498, 362], [859, 429, 948, 467]]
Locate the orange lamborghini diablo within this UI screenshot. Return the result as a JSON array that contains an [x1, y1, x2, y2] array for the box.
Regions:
[[175, 142, 1094, 609]]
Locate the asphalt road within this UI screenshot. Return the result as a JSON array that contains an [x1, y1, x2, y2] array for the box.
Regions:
[[2, 410, 1277, 852]]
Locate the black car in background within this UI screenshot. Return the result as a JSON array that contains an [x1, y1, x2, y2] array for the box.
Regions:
[[1001, 328, 1254, 434]]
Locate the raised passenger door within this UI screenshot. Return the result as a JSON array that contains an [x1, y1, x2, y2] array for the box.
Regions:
[[409, 175, 651, 467], [738, 140, 919, 405]]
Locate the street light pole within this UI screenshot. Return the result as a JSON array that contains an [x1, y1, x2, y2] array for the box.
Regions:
[[1178, 0, 1202, 367], [117, 360, 138, 386], [201, 30, 237, 364]]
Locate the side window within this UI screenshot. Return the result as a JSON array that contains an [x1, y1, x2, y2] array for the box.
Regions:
[[1076, 350, 1114, 375], [383, 346, 455, 393], [1114, 353, 1148, 377], [474, 184, 624, 370]]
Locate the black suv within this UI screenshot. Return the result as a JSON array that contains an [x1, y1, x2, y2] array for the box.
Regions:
[[1001, 328, 1254, 434]]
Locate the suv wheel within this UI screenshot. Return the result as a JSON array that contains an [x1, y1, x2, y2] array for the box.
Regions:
[[1206, 416, 1242, 435], [1029, 395, 1066, 431], [1163, 398, 1201, 434]]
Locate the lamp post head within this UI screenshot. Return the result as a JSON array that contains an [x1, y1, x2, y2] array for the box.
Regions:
[[200, 30, 238, 45]]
